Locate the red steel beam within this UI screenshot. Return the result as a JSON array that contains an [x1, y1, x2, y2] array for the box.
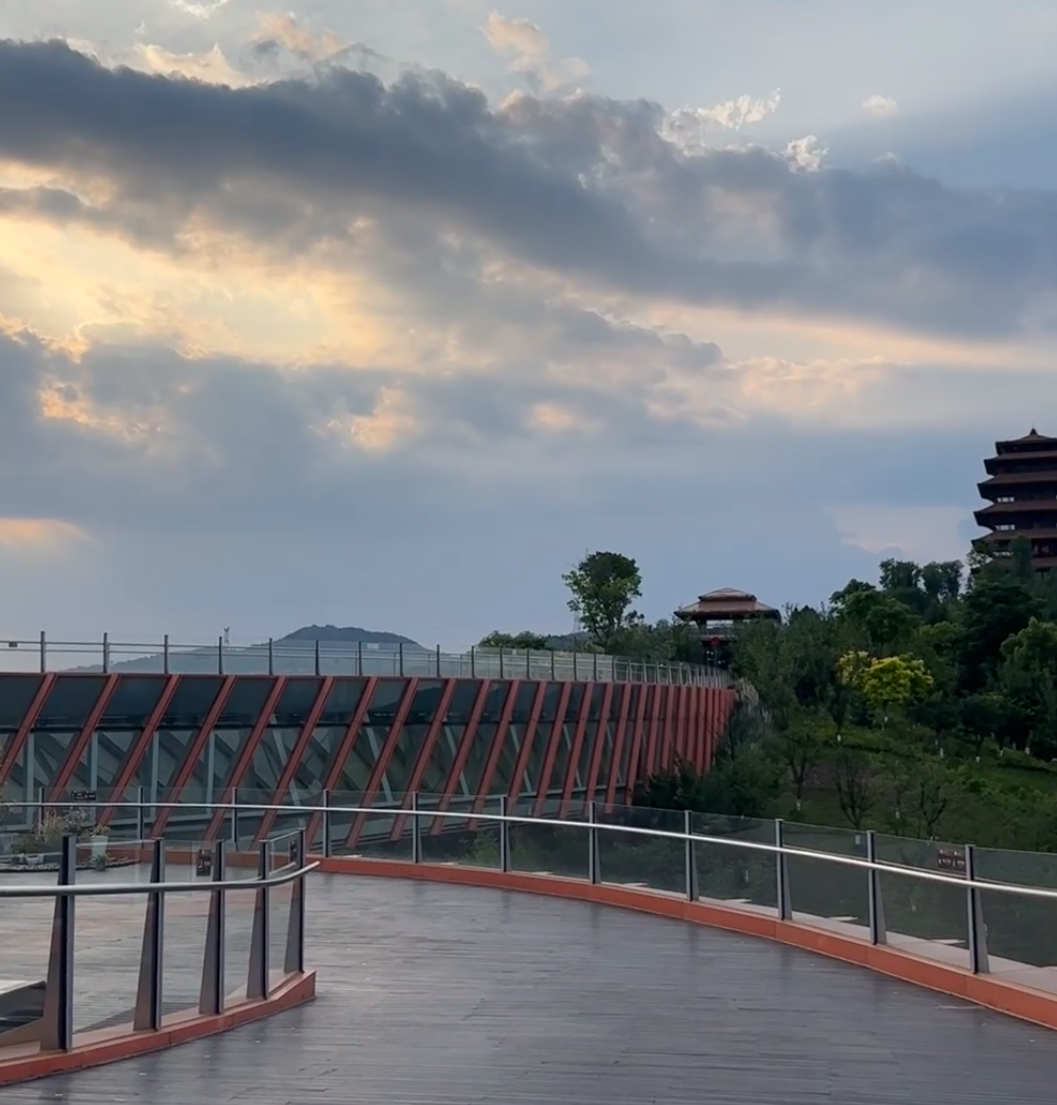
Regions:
[[304, 676, 378, 850], [623, 683, 651, 800], [0, 673, 55, 789], [96, 676, 180, 828], [346, 678, 419, 848], [202, 676, 288, 841], [504, 681, 547, 807], [48, 675, 120, 799], [603, 684, 631, 810], [254, 677, 334, 843], [530, 682, 572, 817], [149, 676, 236, 837], [580, 683, 613, 814], [557, 684, 593, 819], [388, 679, 458, 842], [466, 681, 520, 828], [428, 680, 491, 836]]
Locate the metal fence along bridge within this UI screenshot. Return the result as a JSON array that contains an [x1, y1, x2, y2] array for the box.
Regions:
[[4, 795, 1057, 1101]]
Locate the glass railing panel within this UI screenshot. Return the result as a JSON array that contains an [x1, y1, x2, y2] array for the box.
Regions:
[[976, 846, 1057, 993], [690, 812, 777, 913], [420, 794, 502, 868], [783, 822, 869, 938], [71, 839, 154, 1035], [223, 879, 258, 1005], [874, 834, 969, 970], [595, 805, 685, 895], [507, 797, 588, 879], [330, 791, 411, 860], [0, 862, 56, 1046], [320, 790, 361, 856]]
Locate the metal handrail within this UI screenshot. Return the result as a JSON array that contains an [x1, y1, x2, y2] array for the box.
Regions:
[[0, 859, 319, 898], [60, 799, 1057, 903]]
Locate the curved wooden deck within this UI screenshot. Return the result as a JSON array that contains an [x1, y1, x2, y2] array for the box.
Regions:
[[6, 872, 1057, 1102]]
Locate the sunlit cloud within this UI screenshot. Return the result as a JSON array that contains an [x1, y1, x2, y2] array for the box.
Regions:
[[863, 93, 899, 117], [826, 504, 972, 564], [0, 518, 90, 552]]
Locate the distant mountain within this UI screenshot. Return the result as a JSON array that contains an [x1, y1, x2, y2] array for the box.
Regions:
[[279, 625, 424, 648], [70, 624, 427, 675]]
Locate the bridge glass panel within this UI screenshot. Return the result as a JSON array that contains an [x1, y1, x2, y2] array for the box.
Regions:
[[280, 678, 365, 806], [492, 683, 537, 793], [205, 677, 277, 803], [134, 676, 223, 801], [462, 682, 508, 796], [238, 677, 323, 798], [518, 683, 562, 799], [30, 676, 107, 793], [0, 675, 43, 803], [542, 684, 583, 806], [380, 680, 444, 794], [617, 685, 641, 787], [417, 680, 479, 794], [331, 679, 408, 797]]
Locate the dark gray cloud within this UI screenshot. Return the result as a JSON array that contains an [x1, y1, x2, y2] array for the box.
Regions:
[[3, 39, 1057, 339]]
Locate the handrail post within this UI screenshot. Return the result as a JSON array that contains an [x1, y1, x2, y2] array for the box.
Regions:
[[268, 637, 274, 676], [163, 633, 169, 675], [314, 639, 321, 677], [410, 792, 422, 864], [218, 635, 224, 676], [41, 834, 75, 1051], [135, 839, 166, 1029], [199, 839, 225, 1015], [248, 841, 270, 999], [230, 791, 239, 848], [499, 648, 504, 679], [499, 795, 511, 873], [39, 629, 46, 674], [322, 789, 332, 858], [775, 819, 792, 920], [399, 641, 404, 677], [866, 830, 886, 945], [550, 650, 556, 679], [684, 810, 698, 902], [284, 829, 307, 975], [966, 844, 990, 974], [588, 801, 601, 885], [357, 639, 363, 676], [593, 651, 598, 680], [136, 785, 147, 841], [525, 648, 531, 678], [102, 631, 110, 674], [573, 650, 579, 681], [435, 644, 441, 677], [470, 646, 476, 679]]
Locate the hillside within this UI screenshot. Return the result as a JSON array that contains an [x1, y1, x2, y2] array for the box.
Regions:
[[280, 625, 423, 648]]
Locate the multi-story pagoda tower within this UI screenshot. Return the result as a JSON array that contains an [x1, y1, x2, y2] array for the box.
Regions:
[[975, 429, 1057, 571]]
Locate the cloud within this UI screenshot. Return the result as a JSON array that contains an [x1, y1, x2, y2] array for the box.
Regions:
[[170, 0, 230, 19], [4, 36, 1056, 353], [863, 94, 899, 117], [0, 518, 89, 552], [132, 42, 250, 86], [826, 504, 972, 563], [662, 90, 781, 152], [484, 12, 549, 58], [482, 11, 589, 93]]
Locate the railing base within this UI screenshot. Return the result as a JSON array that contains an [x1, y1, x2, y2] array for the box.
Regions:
[[0, 972, 315, 1088]]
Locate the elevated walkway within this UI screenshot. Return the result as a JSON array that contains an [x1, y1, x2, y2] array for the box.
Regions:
[[8, 875, 1057, 1104]]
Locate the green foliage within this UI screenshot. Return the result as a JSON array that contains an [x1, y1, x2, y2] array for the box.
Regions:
[[562, 550, 643, 649], [477, 630, 551, 651]]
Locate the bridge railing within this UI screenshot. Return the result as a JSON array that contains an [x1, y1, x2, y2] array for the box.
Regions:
[[150, 800, 1057, 993], [0, 831, 315, 1064], [0, 633, 727, 685], [8, 796, 1057, 1001]]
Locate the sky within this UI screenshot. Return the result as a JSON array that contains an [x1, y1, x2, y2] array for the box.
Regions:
[[2, 1, 1057, 650]]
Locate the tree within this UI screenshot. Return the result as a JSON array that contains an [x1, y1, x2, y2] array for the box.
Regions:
[[956, 572, 1042, 691], [778, 709, 826, 811], [830, 748, 875, 829], [838, 651, 934, 726], [562, 551, 642, 649], [478, 631, 550, 651]]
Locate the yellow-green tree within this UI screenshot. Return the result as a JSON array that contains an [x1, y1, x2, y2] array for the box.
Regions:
[[838, 650, 934, 726]]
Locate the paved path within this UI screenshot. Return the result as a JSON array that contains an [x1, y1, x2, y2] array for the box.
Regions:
[[7, 873, 1057, 1103]]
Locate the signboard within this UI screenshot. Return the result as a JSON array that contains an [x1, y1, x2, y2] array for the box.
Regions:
[[936, 847, 966, 874]]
